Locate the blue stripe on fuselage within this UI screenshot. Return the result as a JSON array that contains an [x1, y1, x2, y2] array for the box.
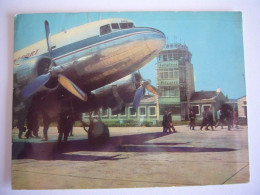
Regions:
[[42, 27, 156, 60]]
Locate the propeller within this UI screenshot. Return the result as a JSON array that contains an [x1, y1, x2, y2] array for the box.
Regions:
[[133, 78, 159, 110], [133, 85, 145, 110], [44, 20, 53, 59], [21, 20, 88, 102], [58, 75, 88, 101], [21, 73, 51, 99]]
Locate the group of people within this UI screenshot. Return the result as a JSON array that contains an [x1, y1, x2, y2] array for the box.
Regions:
[[215, 107, 239, 131], [188, 106, 239, 131], [17, 107, 77, 143], [162, 110, 176, 133], [199, 107, 215, 131]]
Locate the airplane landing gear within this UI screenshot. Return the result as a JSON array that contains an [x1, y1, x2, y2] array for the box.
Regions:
[[88, 120, 109, 144]]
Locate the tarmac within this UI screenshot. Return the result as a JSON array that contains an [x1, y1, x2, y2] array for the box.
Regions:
[[11, 125, 249, 190]]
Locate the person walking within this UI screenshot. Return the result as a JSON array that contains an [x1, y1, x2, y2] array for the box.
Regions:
[[162, 110, 169, 133], [227, 108, 233, 130], [189, 110, 196, 130], [206, 107, 214, 130], [215, 109, 223, 129], [200, 107, 208, 130], [167, 110, 176, 133]]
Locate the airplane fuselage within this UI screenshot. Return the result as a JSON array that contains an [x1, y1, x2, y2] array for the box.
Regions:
[[14, 18, 165, 92]]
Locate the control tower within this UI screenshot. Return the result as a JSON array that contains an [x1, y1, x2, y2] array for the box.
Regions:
[[156, 43, 195, 120]]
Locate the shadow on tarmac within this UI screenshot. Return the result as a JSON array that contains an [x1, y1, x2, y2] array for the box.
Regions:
[[12, 132, 236, 161]]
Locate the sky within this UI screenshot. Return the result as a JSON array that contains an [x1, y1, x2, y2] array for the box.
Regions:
[[14, 12, 246, 99]]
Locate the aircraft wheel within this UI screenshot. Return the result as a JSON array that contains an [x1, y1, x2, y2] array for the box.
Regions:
[[88, 121, 109, 144]]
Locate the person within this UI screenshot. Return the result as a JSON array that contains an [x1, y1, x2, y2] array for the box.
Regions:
[[25, 110, 39, 139], [200, 107, 208, 130], [226, 108, 233, 130], [233, 109, 239, 129], [57, 113, 75, 143], [162, 110, 169, 133], [16, 109, 27, 139], [25, 101, 40, 139], [205, 107, 214, 130], [189, 110, 196, 130], [167, 110, 176, 133], [215, 109, 223, 129]]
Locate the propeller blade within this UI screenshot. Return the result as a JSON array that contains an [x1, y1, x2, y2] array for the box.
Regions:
[[145, 84, 159, 95], [133, 86, 145, 110], [44, 20, 53, 58], [21, 73, 51, 100], [58, 75, 88, 101]]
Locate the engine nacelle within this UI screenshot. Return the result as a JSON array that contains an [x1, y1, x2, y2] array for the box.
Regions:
[[14, 56, 52, 87], [92, 72, 142, 114]]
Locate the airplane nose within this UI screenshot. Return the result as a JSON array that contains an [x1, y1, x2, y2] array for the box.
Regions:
[[145, 29, 166, 53]]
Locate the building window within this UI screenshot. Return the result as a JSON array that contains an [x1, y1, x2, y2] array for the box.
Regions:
[[149, 106, 156, 116], [160, 71, 164, 79], [202, 104, 211, 113], [158, 52, 179, 62], [129, 107, 136, 116], [120, 107, 126, 117], [168, 68, 174, 79], [110, 109, 118, 117], [168, 53, 173, 61], [102, 109, 108, 117], [158, 68, 179, 80], [173, 69, 179, 78], [139, 106, 146, 116], [171, 105, 181, 115], [158, 55, 163, 62], [160, 86, 179, 97], [191, 105, 200, 115], [163, 54, 168, 61]]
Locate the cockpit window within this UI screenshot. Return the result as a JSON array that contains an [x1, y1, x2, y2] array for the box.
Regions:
[[100, 22, 135, 35], [100, 24, 111, 35], [119, 23, 134, 29], [111, 23, 120, 29]]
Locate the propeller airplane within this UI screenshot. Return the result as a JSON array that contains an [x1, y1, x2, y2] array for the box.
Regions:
[[13, 17, 165, 143]]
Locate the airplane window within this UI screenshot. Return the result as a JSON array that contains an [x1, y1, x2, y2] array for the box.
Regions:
[[128, 23, 134, 28], [100, 24, 111, 35], [119, 23, 134, 29], [111, 23, 119, 29]]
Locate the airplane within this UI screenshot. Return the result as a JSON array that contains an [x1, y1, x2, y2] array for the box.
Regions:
[[13, 17, 166, 144]]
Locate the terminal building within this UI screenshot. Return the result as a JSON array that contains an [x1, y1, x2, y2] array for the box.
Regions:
[[83, 42, 243, 124]]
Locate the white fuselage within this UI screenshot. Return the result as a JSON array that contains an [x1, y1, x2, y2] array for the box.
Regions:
[[14, 18, 166, 91]]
